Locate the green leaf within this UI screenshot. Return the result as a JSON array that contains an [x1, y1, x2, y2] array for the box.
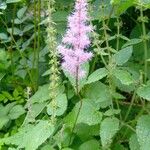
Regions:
[[84, 81, 112, 108], [115, 0, 135, 15], [29, 84, 65, 103], [47, 94, 67, 116], [129, 134, 140, 150], [113, 69, 134, 85], [24, 103, 47, 124], [100, 117, 119, 148], [137, 84, 150, 101], [86, 68, 108, 84], [64, 99, 102, 127], [8, 105, 25, 120], [6, 0, 21, 3], [79, 139, 100, 150], [104, 109, 121, 116], [0, 33, 8, 40], [113, 46, 133, 65], [0, 116, 10, 130], [4, 120, 55, 150], [17, 6, 27, 19], [0, 73, 5, 81], [136, 115, 150, 150], [122, 39, 142, 48]]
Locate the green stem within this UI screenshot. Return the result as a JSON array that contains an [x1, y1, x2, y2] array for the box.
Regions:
[[0, 17, 36, 92], [124, 90, 136, 122], [140, 7, 148, 83], [116, 18, 120, 51]]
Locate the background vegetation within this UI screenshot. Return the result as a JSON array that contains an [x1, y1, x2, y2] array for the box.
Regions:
[[0, 0, 150, 149]]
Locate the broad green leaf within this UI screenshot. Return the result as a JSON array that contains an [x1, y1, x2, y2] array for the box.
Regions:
[[100, 117, 119, 148], [84, 81, 112, 108], [64, 99, 102, 127], [0, 116, 9, 129], [113, 69, 134, 85], [86, 68, 108, 84], [122, 39, 142, 48], [115, 0, 135, 15], [79, 139, 100, 150], [17, 6, 27, 19], [47, 94, 67, 116], [137, 84, 150, 101], [6, 0, 21, 3], [113, 46, 133, 65], [29, 84, 65, 103], [129, 134, 140, 150], [8, 105, 25, 120], [0, 33, 8, 40], [4, 120, 55, 150], [24, 103, 47, 124], [136, 115, 150, 150]]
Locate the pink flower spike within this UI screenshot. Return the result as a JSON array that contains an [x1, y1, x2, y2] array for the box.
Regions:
[[57, 0, 93, 79]]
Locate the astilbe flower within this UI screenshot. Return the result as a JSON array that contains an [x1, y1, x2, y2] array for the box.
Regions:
[[58, 0, 93, 79]]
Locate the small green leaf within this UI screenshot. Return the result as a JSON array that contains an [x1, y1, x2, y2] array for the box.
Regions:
[[136, 115, 150, 150], [100, 117, 119, 148], [8, 105, 25, 120], [79, 139, 100, 150], [129, 134, 140, 150], [86, 68, 108, 84], [6, 0, 21, 3], [113, 46, 133, 65], [113, 69, 134, 85], [137, 84, 150, 101], [0, 116, 10, 130], [17, 6, 27, 19]]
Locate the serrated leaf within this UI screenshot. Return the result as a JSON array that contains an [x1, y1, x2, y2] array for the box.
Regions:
[[113, 46, 133, 65], [86, 68, 108, 84], [4, 120, 55, 150], [29, 84, 65, 104], [136, 115, 150, 150], [84, 81, 112, 108], [113, 69, 134, 85], [47, 94, 67, 116], [129, 134, 140, 150], [137, 84, 150, 101], [79, 139, 100, 150], [100, 117, 119, 148], [64, 99, 102, 127], [8, 105, 25, 119]]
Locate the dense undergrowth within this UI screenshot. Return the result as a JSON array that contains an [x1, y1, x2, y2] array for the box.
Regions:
[[0, 0, 150, 150]]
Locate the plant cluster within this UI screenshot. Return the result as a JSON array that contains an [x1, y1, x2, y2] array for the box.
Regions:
[[0, 0, 150, 150]]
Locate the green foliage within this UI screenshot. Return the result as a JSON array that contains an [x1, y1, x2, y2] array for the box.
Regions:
[[100, 117, 119, 149], [136, 115, 150, 150], [0, 0, 150, 149]]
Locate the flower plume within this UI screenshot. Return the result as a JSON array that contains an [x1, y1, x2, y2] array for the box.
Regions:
[[58, 0, 93, 79]]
